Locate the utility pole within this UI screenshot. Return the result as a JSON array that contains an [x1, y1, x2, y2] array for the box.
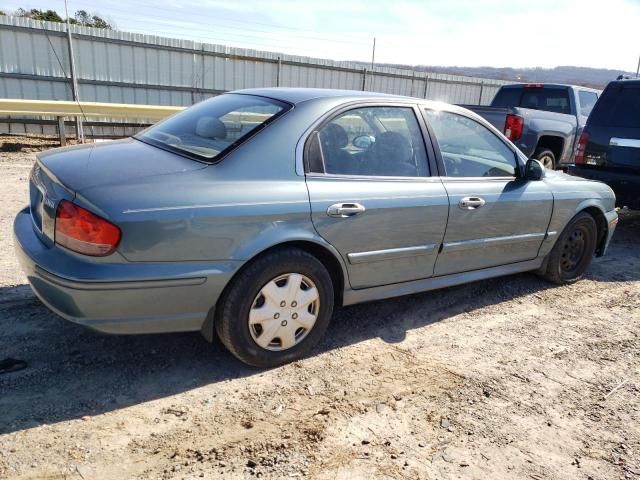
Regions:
[[365, 37, 375, 92], [370, 37, 376, 71], [64, 0, 84, 142]]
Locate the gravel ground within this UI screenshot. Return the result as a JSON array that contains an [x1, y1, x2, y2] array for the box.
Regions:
[[0, 139, 639, 480]]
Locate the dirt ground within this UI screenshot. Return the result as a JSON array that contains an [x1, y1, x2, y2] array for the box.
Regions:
[[0, 138, 639, 480]]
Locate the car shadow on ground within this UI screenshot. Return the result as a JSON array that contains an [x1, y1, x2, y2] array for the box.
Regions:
[[1, 210, 638, 435]]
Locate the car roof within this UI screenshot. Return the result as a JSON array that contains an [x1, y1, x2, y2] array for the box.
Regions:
[[609, 78, 640, 86], [230, 87, 502, 130], [230, 87, 413, 105]]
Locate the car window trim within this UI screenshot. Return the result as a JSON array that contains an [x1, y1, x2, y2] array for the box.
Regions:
[[298, 100, 437, 179], [305, 172, 446, 182], [420, 107, 523, 179]]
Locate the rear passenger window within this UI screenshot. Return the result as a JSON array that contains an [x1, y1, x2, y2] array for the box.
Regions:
[[589, 85, 640, 128], [425, 109, 517, 178], [578, 91, 598, 117], [307, 107, 429, 177]]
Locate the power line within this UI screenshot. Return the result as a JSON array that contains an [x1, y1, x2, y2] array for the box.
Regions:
[[106, 0, 372, 40], [99, 5, 372, 46], [107, 17, 366, 50], [108, 23, 369, 60]]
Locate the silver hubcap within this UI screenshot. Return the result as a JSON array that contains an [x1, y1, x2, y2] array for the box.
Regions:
[[249, 273, 320, 351], [541, 155, 554, 169]]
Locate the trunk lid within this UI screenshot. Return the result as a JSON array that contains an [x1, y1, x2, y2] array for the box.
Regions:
[[37, 138, 206, 193]]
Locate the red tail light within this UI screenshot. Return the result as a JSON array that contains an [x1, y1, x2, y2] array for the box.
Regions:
[[574, 131, 589, 164], [504, 114, 524, 141], [55, 200, 121, 256]]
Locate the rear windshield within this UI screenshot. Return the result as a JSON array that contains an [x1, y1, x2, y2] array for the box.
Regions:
[[491, 88, 522, 108], [491, 87, 571, 114], [137, 94, 290, 162], [520, 88, 570, 114], [589, 84, 640, 128]]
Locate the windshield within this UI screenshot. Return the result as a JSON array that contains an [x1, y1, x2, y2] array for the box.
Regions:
[[137, 94, 290, 162]]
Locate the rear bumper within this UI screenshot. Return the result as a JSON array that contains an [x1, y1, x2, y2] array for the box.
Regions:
[[14, 207, 240, 335], [568, 166, 640, 209]]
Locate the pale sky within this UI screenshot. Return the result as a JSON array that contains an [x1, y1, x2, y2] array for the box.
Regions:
[[3, 0, 639, 71]]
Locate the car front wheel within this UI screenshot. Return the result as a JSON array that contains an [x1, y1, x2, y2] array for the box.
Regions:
[[540, 212, 598, 284], [215, 248, 335, 367]]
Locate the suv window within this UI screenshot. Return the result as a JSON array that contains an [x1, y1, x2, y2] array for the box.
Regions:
[[424, 109, 517, 177], [520, 88, 571, 114], [589, 84, 640, 128], [578, 90, 598, 117], [308, 106, 429, 177]]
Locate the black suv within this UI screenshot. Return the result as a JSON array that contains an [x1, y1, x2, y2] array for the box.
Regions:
[[569, 79, 640, 209]]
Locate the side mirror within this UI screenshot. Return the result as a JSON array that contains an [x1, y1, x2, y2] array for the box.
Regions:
[[352, 135, 375, 149], [524, 158, 545, 180]]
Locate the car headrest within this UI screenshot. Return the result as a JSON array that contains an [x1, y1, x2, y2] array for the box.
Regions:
[[320, 123, 348, 149], [374, 131, 412, 158], [195, 117, 227, 139]]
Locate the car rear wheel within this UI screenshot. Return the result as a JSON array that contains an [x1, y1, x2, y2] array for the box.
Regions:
[[215, 247, 335, 368], [540, 212, 597, 284], [534, 148, 556, 170]]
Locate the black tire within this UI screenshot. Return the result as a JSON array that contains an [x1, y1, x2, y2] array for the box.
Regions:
[[534, 148, 556, 170], [215, 247, 335, 368], [540, 212, 598, 285]]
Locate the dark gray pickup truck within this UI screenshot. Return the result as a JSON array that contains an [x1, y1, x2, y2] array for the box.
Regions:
[[465, 83, 601, 169]]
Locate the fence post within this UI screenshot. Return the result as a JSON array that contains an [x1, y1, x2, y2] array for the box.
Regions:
[[478, 82, 484, 105], [276, 57, 281, 87], [423, 75, 429, 99], [361, 68, 367, 91], [65, 21, 84, 142], [57, 116, 66, 146]]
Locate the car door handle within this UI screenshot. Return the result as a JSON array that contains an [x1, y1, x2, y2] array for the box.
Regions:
[[327, 203, 366, 218], [459, 197, 486, 210]]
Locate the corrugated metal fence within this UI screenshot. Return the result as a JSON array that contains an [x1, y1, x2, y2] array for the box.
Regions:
[[0, 15, 511, 137]]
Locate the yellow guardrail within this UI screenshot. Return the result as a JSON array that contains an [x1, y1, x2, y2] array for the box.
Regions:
[[0, 99, 185, 120]]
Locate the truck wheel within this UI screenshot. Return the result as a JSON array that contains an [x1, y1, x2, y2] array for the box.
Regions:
[[539, 212, 597, 285], [534, 148, 556, 169], [215, 247, 335, 368]]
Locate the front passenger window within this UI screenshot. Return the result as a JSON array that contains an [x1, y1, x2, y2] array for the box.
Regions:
[[424, 110, 518, 177]]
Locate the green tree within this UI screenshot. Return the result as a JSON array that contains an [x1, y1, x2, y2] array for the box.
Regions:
[[74, 9, 91, 25], [71, 9, 113, 29], [10, 7, 113, 29], [91, 16, 111, 29], [29, 9, 64, 22]]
